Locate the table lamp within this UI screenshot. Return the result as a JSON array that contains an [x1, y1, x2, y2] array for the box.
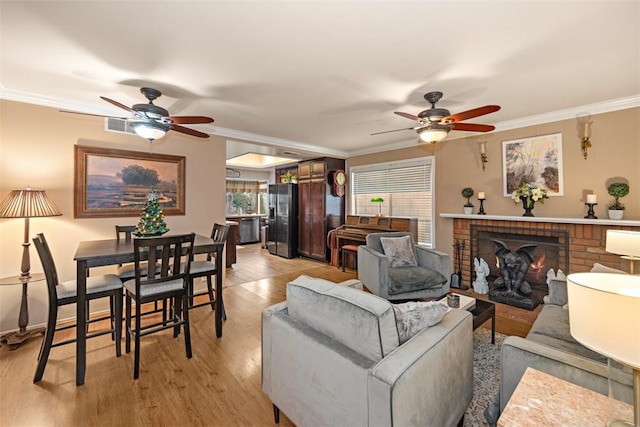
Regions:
[[606, 230, 640, 275], [371, 197, 384, 216], [0, 188, 62, 279], [567, 273, 640, 427]]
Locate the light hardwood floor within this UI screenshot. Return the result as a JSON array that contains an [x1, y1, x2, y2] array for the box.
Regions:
[[0, 244, 537, 426]]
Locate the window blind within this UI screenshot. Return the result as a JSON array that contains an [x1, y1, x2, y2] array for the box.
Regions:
[[351, 157, 434, 246]]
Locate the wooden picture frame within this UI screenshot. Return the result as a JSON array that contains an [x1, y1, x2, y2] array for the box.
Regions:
[[502, 133, 564, 197], [74, 145, 186, 218]]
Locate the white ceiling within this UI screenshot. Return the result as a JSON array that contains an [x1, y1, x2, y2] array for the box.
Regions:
[[1, 1, 639, 162]]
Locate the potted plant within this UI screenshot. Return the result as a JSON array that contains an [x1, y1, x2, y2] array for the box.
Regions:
[[607, 182, 629, 220], [461, 187, 474, 214]]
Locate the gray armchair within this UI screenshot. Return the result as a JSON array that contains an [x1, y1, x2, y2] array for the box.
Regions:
[[262, 275, 473, 427], [358, 232, 450, 300]]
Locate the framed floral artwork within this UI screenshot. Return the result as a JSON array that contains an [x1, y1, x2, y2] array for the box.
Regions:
[[502, 133, 564, 197]]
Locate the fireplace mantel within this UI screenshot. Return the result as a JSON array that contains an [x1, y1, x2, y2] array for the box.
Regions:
[[440, 213, 640, 227]]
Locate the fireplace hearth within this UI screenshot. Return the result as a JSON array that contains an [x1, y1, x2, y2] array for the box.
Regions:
[[471, 225, 569, 310]]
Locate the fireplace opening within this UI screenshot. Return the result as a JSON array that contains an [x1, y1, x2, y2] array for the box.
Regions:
[[471, 225, 569, 310]]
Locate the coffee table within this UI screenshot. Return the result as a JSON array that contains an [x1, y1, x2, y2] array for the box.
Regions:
[[439, 293, 495, 343], [471, 299, 496, 344]]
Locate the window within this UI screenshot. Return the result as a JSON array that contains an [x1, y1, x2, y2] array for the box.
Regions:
[[350, 157, 434, 247], [226, 180, 268, 215]]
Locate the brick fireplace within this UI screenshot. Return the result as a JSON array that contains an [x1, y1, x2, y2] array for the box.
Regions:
[[446, 216, 638, 290]]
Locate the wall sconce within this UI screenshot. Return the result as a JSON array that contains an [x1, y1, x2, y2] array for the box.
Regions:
[[581, 120, 592, 160], [479, 141, 488, 171]]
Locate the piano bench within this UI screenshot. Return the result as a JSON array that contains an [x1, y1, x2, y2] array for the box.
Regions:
[[341, 244, 359, 272]]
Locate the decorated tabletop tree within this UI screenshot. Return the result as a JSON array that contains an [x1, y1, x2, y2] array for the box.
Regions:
[[133, 189, 169, 237]]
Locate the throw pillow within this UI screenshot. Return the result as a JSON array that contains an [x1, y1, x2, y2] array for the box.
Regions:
[[392, 301, 449, 344], [380, 235, 417, 268], [590, 262, 627, 275]]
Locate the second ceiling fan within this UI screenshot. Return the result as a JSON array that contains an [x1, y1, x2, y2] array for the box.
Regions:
[[372, 91, 501, 143]]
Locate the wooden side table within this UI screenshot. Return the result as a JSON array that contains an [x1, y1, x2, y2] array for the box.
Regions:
[[498, 367, 633, 426], [0, 273, 46, 350]]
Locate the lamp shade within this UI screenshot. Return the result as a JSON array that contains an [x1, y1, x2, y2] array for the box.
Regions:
[[606, 230, 640, 258], [418, 124, 450, 143], [567, 272, 640, 369], [131, 121, 170, 141], [0, 189, 62, 218]]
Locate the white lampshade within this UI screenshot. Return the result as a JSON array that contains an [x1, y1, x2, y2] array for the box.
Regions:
[[131, 121, 169, 141], [607, 230, 640, 258], [417, 125, 450, 143], [568, 273, 640, 370]]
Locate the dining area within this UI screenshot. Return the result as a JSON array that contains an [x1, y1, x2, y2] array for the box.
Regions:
[[0, 191, 229, 387]]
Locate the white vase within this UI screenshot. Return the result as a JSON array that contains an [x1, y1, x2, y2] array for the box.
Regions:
[[608, 209, 624, 220], [463, 206, 473, 215]]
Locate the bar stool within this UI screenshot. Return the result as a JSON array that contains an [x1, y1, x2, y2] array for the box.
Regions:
[[341, 245, 359, 272]]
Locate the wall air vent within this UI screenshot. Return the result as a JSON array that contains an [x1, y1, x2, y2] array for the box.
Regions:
[[105, 117, 136, 135]]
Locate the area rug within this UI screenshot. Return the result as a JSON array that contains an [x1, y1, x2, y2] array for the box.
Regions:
[[464, 327, 507, 426]]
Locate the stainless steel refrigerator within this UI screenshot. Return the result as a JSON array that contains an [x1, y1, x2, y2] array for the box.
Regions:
[[267, 183, 298, 258]]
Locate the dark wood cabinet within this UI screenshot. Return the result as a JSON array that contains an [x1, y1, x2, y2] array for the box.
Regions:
[[298, 158, 345, 261]]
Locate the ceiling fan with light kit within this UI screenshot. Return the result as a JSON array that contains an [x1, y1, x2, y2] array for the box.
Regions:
[[372, 91, 500, 143], [63, 87, 214, 142]]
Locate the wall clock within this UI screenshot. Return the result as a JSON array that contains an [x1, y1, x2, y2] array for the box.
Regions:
[[332, 170, 346, 197]]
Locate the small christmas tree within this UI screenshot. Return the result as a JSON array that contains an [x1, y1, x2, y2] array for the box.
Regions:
[[132, 189, 169, 237]]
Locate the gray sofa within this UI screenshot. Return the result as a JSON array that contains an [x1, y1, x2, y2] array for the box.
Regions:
[[485, 274, 634, 425], [262, 275, 473, 427]]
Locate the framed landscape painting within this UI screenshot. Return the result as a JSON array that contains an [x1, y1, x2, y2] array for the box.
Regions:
[[74, 145, 186, 218], [502, 133, 564, 197]]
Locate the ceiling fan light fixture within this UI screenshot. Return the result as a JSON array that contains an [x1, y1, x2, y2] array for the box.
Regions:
[[418, 124, 450, 143], [131, 121, 170, 141]]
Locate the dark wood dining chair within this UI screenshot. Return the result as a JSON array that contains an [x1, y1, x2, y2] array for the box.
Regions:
[[124, 233, 195, 379], [32, 233, 123, 383], [186, 223, 229, 319]]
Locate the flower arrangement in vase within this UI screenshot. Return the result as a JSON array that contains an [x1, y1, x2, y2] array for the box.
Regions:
[[511, 182, 548, 217], [607, 182, 629, 220], [461, 187, 474, 214]]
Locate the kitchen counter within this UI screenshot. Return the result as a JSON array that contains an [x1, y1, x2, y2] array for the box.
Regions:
[[226, 214, 267, 219]]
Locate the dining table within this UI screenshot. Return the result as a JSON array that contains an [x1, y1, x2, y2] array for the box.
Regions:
[[73, 233, 224, 386]]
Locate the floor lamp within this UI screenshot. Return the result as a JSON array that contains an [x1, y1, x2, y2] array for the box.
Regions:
[[606, 230, 640, 275], [0, 188, 62, 349], [568, 273, 640, 427]]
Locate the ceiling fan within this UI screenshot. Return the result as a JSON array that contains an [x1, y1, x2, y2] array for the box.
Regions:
[[65, 87, 214, 142], [372, 91, 500, 143]]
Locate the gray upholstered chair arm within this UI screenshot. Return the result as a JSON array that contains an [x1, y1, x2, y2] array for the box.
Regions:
[[357, 246, 388, 296], [499, 336, 633, 413], [368, 309, 473, 427], [415, 245, 450, 284]]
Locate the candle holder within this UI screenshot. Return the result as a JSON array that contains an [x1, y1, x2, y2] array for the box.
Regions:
[[584, 203, 597, 219], [478, 198, 487, 215]]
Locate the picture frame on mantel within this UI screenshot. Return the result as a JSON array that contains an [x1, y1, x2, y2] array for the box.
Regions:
[[74, 145, 186, 218], [502, 132, 564, 197]]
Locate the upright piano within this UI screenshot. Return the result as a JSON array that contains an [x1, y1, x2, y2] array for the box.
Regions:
[[335, 215, 418, 250]]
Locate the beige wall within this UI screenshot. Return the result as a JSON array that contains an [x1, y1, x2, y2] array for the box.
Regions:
[[0, 100, 226, 332], [348, 107, 640, 260]]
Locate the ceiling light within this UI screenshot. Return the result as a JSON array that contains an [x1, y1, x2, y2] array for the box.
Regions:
[[131, 121, 170, 142], [417, 124, 451, 143]]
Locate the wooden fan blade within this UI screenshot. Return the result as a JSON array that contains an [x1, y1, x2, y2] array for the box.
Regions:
[[371, 127, 416, 136], [60, 110, 126, 119], [165, 115, 214, 124], [171, 124, 210, 138], [100, 96, 144, 118], [451, 123, 496, 132], [444, 105, 500, 123], [394, 111, 420, 121]]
